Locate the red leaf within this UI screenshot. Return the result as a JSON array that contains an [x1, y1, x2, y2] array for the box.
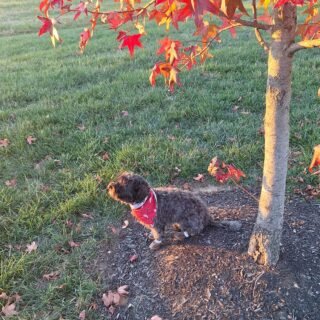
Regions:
[[73, 1, 88, 21], [38, 16, 53, 36], [117, 32, 143, 57], [79, 28, 91, 53], [309, 145, 320, 173]]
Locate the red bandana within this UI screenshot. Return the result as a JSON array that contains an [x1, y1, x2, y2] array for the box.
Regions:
[[130, 190, 157, 227]]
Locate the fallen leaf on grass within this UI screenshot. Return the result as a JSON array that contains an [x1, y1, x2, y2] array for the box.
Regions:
[[77, 124, 86, 131], [121, 111, 129, 116], [79, 310, 86, 320], [150, 316, 163, 320], [26, 136, 37, 145], [43, 271, 60, 281], [1, 303, 18, 317], [101, 152, 110, 161], [5, 179, 17, 188], [81, 213, 93, 219], [25, 241, 38, 253], [193, 174, 204, 182], [68, 240, 80, 248], [0, 139, 9, 148], [0, 292, 8, 300], [102, 291, 114, 308], [122, 220, 129, 229]]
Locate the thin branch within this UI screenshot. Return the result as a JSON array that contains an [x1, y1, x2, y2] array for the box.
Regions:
[[251, 0, 270, 52], [231, 179, 259, 203], [255, 28, 270, 52], [287, 38, 320, 55], [180, 23, 242, 70]]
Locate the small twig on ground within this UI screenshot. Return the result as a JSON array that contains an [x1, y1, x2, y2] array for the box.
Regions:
[[253, 271, 265, 298]]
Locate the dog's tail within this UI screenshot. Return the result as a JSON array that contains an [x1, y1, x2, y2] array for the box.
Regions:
[[208, 217, 242, 231]]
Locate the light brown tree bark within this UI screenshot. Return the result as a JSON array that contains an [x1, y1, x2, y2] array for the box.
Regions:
[[248, 4, 297, 266]]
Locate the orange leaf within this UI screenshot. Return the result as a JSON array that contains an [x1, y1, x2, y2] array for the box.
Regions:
[[309, 145, 320, 173]]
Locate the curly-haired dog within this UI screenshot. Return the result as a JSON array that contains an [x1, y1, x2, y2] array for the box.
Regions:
[[107, 172, 241, 250]]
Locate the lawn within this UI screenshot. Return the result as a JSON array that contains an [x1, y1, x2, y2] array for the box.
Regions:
[[0, 1, 319, 319]]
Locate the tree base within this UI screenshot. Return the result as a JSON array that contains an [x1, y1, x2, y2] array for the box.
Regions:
[[248, 225, 282, 266]]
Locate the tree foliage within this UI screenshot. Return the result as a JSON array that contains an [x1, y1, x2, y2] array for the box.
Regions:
[[37, 0, 320, 90]]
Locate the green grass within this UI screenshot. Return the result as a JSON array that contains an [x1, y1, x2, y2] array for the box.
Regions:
[[0, 1, 319, 319]]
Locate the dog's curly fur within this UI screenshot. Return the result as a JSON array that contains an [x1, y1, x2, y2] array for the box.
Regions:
[[108, 172, 241, 249]]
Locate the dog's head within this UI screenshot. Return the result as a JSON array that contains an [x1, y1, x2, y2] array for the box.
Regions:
[[107, 172, 150, 205]]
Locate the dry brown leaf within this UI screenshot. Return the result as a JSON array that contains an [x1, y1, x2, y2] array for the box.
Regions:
[[68, 240, 80, 248], [0, 139, 9, 148], [26, 135, 37, 145], [81, 213, 93, 219], [89, 302, 97, 310], [5, 179, 17, 188], [0, 292, 8, 300], [102, 152, 110, 161], [102, 291, 114, 308], [2, 303, 18, 317], [42, 271, 60, 281], [77, 124, 86, 131], [79, 310, 86, 320], [112, 292, 121, 305], [108, 305, 115, 314], [117, 285, 129, 296], [25, 241, 38, 253]]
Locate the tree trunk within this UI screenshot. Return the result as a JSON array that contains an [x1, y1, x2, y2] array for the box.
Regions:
[[248, 4, 297, 266]]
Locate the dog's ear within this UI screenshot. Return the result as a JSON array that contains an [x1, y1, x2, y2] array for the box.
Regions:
[[132, 176, 150, 202]]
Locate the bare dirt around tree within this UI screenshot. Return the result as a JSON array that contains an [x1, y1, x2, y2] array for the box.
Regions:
[[96, 188, 320, 320]]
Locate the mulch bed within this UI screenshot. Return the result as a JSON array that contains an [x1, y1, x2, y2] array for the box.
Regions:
[[96, 188, 320, 320]]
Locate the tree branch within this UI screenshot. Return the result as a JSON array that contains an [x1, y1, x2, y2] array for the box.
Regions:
[[255, 28, 270, 52], [287, 38, 320, 55], [251, 0, 269, 52]]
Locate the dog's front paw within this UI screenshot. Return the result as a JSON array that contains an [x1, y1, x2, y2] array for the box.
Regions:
[[149, 240, 162, 250]]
